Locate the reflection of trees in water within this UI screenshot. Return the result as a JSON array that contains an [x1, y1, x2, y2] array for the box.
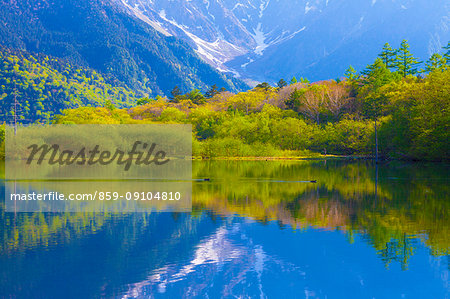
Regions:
[[191, 160, 449, 266], [0, 211, 218, 298], [284, 191, 354, 228], [1, 161, 448, 270], [377, 233, 418, 271], [0, 205, 109, 255]]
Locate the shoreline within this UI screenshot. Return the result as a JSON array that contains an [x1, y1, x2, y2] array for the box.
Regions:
[[1, 155, 447, 162], [193, 156, 449, 162], [194, 155, 373, 161]]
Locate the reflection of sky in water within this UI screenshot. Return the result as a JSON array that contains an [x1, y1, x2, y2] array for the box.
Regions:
[[120, 217, 448, 298], [1, 161, 449, 298], [123, 221, 304, 298]]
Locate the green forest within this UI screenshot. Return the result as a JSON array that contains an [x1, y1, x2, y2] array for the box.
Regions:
[[0, 0, 246, 97], [0, 47, 139, 122], [1, 40, 449, 161]]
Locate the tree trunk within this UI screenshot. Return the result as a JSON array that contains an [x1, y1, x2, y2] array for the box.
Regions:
[[374, 118, 378, 163]]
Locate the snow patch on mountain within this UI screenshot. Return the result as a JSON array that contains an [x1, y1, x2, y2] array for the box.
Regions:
[[252, 23, 268, 55], [117, 0, 314, 76], [159, 9, 166, 19], [116, 0, 450, 84], [241, 57, 254, 68], [119, 0, 171, 36], [157, 8, 247, 72], [259, 0, 270, 18]]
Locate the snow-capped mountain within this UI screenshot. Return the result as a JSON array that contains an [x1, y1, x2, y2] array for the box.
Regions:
[[117, 0, 450, 83], [0, 0, 250, 96]]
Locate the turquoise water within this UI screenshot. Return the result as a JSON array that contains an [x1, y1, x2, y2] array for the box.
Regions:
[[0, 160, 449, 298]]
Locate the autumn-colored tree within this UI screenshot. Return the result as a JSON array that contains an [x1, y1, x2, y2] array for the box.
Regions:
[[297, 84, 327, 125], [323, 81, 352, 119]]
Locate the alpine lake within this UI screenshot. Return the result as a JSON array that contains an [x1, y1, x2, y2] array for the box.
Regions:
[[0, 160, 448, 298]]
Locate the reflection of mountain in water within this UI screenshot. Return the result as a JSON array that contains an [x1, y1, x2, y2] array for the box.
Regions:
[[120, 216, 447, 298], [0, 160, 448, 297], [191, 160, 449, 258], [122, 222, 306, 298]]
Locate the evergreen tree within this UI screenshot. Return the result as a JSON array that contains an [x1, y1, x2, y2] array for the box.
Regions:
[[360, 58, 397, 162], [170, 86, 182, 102], [344, 65, 359, 95], [285, 88, 303, 110], [136, 97, 154, 106], [255, 82, 271, 91], [344, 65, 358, 81], [205, 84, 219, 98], [277, 79, 288, 89], [425, 53, 447, 73], [442, 41, 450, 64], [104, 99, 116, 111], [361, 58, 396, 93], [187, 89, 205, 105], [395, 40, 421, 77], [378, 43, 396, 69], [299, 77, 310, 83]]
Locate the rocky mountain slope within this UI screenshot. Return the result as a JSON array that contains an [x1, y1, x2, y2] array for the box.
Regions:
[[118, 0, 450, 83], [0, 0, 248, 96]]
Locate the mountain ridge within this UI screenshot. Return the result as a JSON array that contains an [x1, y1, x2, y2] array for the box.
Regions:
[[0, 0, 248, 96], [117, 0, 450, 83]]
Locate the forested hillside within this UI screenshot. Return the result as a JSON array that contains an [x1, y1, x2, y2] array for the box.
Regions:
[[0, 48, 138, 122], [50, 41, 450, 161], [1, 41, 448, 161], [0, 0, 247, 96]]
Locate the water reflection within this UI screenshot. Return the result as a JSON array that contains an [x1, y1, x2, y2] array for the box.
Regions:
[[0, 160, 449, 298]]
